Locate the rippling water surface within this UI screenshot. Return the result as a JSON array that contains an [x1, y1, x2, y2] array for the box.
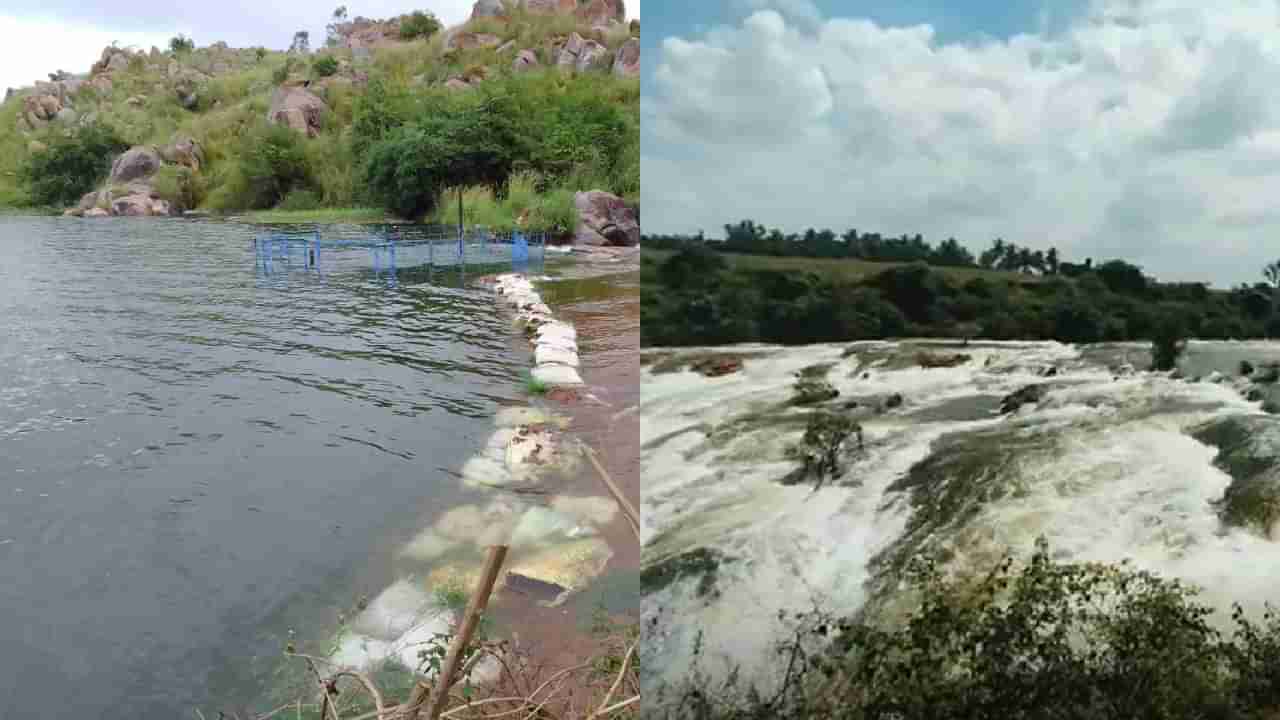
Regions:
[[0, 217, 529, 719]]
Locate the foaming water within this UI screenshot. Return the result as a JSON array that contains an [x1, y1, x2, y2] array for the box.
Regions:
[[640, 339, 1280, 697], [0, 218, 526, 719]]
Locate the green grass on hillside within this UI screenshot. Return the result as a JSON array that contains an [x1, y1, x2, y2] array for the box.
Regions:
[[0, 10, 639, 219]]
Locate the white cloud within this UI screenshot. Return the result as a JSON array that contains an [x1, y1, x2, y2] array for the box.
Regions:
[[643, 0, 1280, 285], [0, 15, 180, 93]]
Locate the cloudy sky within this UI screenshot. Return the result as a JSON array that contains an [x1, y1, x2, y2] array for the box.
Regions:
[[0, 0, 639, 97], [642, 0, 1280, 286]]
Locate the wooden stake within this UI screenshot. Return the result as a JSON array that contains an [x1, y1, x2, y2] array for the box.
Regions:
[[404, 544, 509, 720]]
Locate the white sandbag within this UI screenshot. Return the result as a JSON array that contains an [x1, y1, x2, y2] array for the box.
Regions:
[[494, 406, 564, 428], [551, 495, 620, 527], [400, 529, 458, 562], [330, 632, 393, 669], [535, 345, 580, 368], [510, 506, 596, 548], [532, 363, 584, 386], [535, 322, 577, 343], [350, 579, 436, 641]]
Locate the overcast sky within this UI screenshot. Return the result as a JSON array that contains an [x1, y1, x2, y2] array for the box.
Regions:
[[1, 0, 639, 95], [642, 0, 1280, 287]]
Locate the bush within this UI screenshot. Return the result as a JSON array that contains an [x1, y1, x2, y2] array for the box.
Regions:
[[169, 34, 195, 53], [151, 165, 204, 212], [19, 123, 128, 207], [656, 537, 1280, 718], [212, 121, 313, 210], [313, 55, 339, 78], [1151, 314, 1187, 371], [398, 10, 442, 40]]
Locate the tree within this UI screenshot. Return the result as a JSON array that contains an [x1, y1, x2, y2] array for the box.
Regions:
[[363, 93, 524, 218], [790, 411, 861, 487], [1151, 313, 1186, 371], [289, 30, 310, 54], [326, 6, 349, 47], [1265, 260, 1280, 289], [1046, 246, 1059, 275], [169, 34, 194, 53], [399, 10, 442, 40]]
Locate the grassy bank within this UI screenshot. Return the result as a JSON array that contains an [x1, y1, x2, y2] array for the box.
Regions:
[[242, 207, 393, 224]]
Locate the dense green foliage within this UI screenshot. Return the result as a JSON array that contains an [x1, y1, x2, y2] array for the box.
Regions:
[[169, 35, 195, 54], [217, 121, 314, 210], [643, 239, 1278, 347], [657, 538, 1280, 719], [363, 93, 521, 218], [312, 55, 339, 78], [398, 10, 442, 40], [18, 123, 128, 207], [358, 71, 636, 220]]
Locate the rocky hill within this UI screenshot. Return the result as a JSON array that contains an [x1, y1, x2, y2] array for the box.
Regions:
[[0, 0, 639, 245]]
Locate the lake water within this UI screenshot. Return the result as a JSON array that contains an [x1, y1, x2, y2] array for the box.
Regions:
[[0, 217, 540, 719]]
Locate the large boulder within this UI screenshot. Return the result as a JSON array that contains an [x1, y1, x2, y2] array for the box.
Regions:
[[267, 85, 328, 138], [159, 136, 205, 171], [92, 46, 134, 75], [527, 0, 577, 14], [513, 49, 539, 72], [573, 191, 639, 246], [575, 0, 626, 25], [557, 33, 608, 72], [445, 31, 503, 51], [613, 37, 639, 76], [20, 93, 62, 129], [999, 384, 1048, 415], [471, 0, 507, 19], [109, 146, 162, 184], [112, 194, 171, 217]]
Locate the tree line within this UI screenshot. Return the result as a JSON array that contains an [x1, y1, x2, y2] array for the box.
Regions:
[[642, 240, 1280, 348], [643, 220, 1098, 273]]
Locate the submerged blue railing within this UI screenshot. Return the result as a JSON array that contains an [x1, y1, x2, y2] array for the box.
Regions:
[[252, 227, 548, 278]]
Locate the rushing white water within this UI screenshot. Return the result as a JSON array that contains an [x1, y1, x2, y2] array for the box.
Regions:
[[640, 339, 1280, 697]]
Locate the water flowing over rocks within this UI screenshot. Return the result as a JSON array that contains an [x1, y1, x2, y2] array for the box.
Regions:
[[641, 338, 1280, 703]]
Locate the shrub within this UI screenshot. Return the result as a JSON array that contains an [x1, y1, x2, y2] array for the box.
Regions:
[[19, 123, 128, 207], [151, 164, 204, 212], [399, 10, 442, 40], [655, 537, 1280, 718], [787, 411, 859, 485], [212, 121, 313, 210], [1151, 313, 1187, 371], [313, 55, 339, 78], [169, 34, 195, 54]]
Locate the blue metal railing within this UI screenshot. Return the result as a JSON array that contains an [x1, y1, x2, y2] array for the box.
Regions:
[[252, 227, 548, 277]]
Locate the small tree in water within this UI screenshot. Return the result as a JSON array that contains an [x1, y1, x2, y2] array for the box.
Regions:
[[1151, 314, 1186, 371], [790, 411, 861, 488]]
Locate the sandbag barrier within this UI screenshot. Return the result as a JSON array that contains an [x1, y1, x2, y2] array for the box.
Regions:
[[491, 273, 585, 387], [320, 274, 619, 688]]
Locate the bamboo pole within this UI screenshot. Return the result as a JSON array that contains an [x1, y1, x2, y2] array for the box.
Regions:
[[404, 544, 509, 720], [582, 443, 640, 539]]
